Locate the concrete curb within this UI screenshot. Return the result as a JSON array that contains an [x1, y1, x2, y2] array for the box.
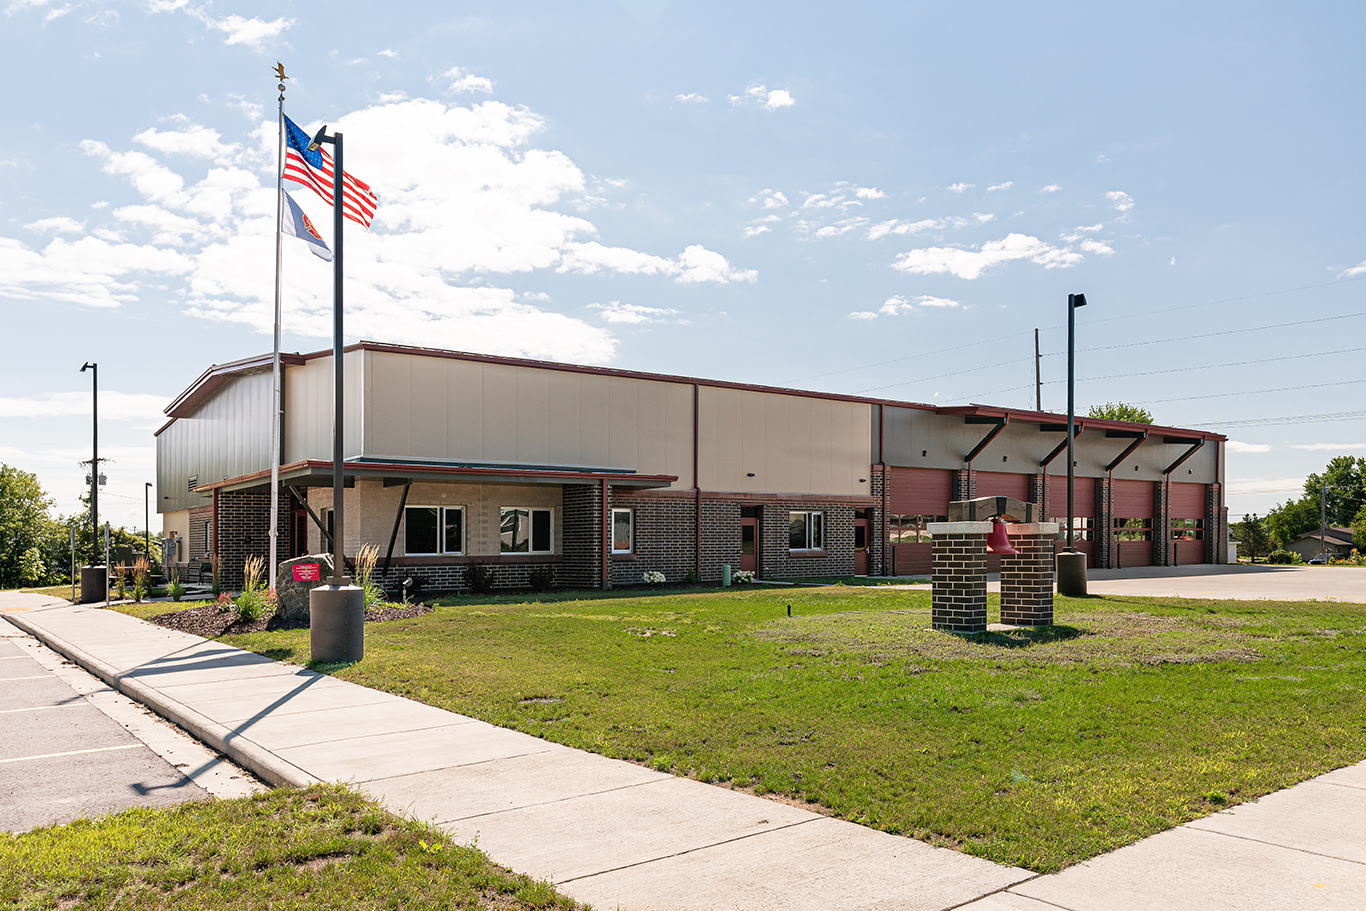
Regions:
[[2, 610, 320, 789]]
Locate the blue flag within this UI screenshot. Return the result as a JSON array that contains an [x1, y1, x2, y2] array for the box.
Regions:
[[280, 189, 332, 261]]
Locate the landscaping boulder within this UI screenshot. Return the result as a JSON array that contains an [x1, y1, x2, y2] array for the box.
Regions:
[[275, 554, 334, 624]]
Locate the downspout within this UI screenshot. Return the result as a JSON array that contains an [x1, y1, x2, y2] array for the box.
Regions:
[[601, 477, 611, 591], [880, 404, 889, 577], [694, 383, 702, 583], [212, 486, 220, 586]]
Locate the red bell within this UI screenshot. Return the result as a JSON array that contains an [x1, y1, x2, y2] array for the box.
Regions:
[[986, 518, 1019, 555]]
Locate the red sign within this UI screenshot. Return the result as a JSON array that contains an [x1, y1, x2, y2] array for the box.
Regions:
[[292, 564, 321, 582]]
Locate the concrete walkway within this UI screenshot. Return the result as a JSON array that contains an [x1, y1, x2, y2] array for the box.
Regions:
[[0, 592, 1028, 910], [4, 590, 1365, 910]]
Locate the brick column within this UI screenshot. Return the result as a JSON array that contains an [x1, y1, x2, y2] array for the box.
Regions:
[[1153, 480, 1170, 566], [1208, 482, 1225, 564], [999, 523, 1058, 626], [952, 469, 974, 503], [929, 521, 989, 633], [870, 466, 887, 576], [1095, 477, 1113, 568], [1030, 474, 1047, 513]]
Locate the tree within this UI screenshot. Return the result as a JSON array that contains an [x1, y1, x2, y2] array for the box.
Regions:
[[1303, 455, 1365, 528], [1267, 496, 1318, 549], [0, 464, 54, 589], [1353, 503, 1366, 552], [1087, 402, 1153, 424], [1231, 513, 1270, 563]]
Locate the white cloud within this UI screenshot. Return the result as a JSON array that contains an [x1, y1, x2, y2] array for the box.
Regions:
[[948, 183, 973, 193], [588, 301, 682, 325], [0, 391, 168, 425], [750, 189, 788, 209], [809, 217, 869, 238], [24, 216, 84, 234], [742, 225, 770, 238], [134, 122, 238, 164], [854, 187, 886, 199], [443, 66, 494, 95], [1338, 261, 1366, 278], [1105, 190, 1135, 215], [1040, 184, 1061, 193], [986, 181, 1013, 192], [850, 295, 962, 319], [866, 213, 990, 240], [892, 233, 1083, 280], [378, 49, 399, 58], [675, 93, 708, 103], [203, 13, 292, 49], [1079, 238, 1114, 256], [1290, 443, 1366, 452], [0, 96, 758, 363], [1226, 441, 1272, 453], [733, 84, 795, 110]]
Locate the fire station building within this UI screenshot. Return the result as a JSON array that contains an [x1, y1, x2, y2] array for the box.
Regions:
[[156, 342, 1228, 591]]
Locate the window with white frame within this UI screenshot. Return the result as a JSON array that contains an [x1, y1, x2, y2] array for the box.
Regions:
[[404, 506, 464, 555], [789, 510, 824, 551], [500, 507, 553, 554], [612, 508, 633, 553]]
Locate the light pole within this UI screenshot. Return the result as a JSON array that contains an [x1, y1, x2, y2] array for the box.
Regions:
[[1057, 293, 1088, 596], [304, 122, 364, 663], [145, 482, 153, 565], [80, 362, 98, 563]]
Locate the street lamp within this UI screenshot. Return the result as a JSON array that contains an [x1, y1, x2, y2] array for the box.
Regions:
[[304, 122, 364, 663], [77, 361, 108, 604], [1057, 293, 1089, 597]]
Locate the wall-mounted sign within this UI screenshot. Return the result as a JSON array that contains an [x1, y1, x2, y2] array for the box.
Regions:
[[293, 563, 321, 582]]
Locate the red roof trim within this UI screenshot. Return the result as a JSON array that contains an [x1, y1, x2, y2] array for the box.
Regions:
[[194, 459, 680, 493]]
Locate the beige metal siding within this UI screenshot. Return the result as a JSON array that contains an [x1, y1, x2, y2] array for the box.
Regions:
[[283, 351, 362, 463], [698, 386, 871, 495], [361, 352, 696, 484], [157, 371, 273, 512]]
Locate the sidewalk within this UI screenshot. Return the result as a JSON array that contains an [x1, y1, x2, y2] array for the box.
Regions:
[[4, 590, 1364, 910]]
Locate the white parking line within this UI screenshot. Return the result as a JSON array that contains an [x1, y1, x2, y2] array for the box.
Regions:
[[0, 675, 52, 682], [0, 703, 93, 715], [0, 744, 141, 764]]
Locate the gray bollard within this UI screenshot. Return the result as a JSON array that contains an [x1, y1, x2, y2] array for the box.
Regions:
[[79, 565, 107, 604], [722, 564, 732, 587], [1056, 551, 1088, 597], [310, 583, 365, 663]]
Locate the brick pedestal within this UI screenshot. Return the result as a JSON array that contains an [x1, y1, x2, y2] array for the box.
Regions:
[[929, 522, 990, 633], [999, 523, 1058, 626]]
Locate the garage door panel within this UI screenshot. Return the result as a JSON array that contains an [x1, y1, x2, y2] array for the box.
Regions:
[[1047, 475, 1096, 517], [892, 543, 932, 575], [1170, 482, 1206, 518], [1118, 541, 1153, 567], [890, 468, 952, 515], [1112, 479, 1154, 518], [974, 471, 1030, 502]]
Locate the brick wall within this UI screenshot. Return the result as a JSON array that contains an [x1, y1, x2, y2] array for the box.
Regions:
[[931, 528, 988, 633], [560, 483, 603, 589], [215, 489, 289, 590], [609, 491, 696, 586], [1000, 528, 1056, 626], [761, 500, 856, 580], [188, 505, 213, 562], [953, 469, 973, 503], [869, 467, 888, 576]]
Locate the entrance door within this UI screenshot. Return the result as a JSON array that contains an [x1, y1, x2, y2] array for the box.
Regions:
[[740, 506, 759, 573], [291, 508, 308, 558], [853, 509, 870, 575]]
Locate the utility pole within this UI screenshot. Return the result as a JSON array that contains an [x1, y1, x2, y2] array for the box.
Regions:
[[1034, 328, 1042, 412]]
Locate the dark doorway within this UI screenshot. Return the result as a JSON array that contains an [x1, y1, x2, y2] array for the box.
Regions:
[[291, 508, 308, 558], [740, 506, 759, 573], [854, 509, 870, 575]]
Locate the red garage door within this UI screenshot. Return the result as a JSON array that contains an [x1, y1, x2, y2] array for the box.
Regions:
[[974, 470, 1031, 501], [1047, 474, 1096, 567], [889, 468, 952, 575], [1112, 479, 1155, 567], [1170, 482, 1207, 565]]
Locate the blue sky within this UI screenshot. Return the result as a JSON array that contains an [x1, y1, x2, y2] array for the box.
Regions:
[[2, 1, 1363, 530]]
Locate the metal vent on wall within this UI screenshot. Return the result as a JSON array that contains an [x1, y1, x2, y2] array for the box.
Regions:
[[187, 476, 198, 492]]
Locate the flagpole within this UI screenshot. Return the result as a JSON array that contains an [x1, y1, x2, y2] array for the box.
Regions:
[[269, 64, 288, 591]]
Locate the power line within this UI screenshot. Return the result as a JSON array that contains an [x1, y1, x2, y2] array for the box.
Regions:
[[789, 329, 1036, 383], [853, 355, 1039, 394], [1191, 410, 1366, 428], [1129, 378, 1366, 406]]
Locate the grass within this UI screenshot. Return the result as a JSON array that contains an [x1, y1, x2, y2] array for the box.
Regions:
[[142, 586, 1365, 873], [17, 584, 75, 600], [0, 784, 583, 911]]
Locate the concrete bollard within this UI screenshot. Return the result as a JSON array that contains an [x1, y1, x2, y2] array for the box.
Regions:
[[310, 584, 365, 663], [1056, 551, 1088, 597]]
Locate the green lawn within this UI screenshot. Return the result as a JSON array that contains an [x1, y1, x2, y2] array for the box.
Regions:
[[165, 587, 1366, 873], [0, 785, 583, 911]]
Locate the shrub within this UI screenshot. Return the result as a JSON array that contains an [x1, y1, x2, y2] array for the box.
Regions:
[[732, 569, 755, 584], [528, 565, 553, 592], [642, 570, 666, 585], [355, 543, 386, 612], [465, 563, 495, 594], [231, 555, 275, 623], [167, 580, 186, 602], [1265, 549, 1305, 565], [112, 562, 128, 600], [131, 556, 150, 603]]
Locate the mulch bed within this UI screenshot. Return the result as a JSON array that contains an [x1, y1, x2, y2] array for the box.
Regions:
[[149, 602, 435, 639]]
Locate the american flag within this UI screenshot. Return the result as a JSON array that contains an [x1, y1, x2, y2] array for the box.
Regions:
[[282, 114, 378, 228]]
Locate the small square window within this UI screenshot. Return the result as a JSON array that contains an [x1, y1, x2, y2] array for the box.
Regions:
[[501, 507, 553, 554], [789, 511, 824, 551], [404, 506, 464, 555], [612, 508, 633, 553]]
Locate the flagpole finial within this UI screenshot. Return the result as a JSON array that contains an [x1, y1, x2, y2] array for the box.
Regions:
[[273, 62, 288, 99]]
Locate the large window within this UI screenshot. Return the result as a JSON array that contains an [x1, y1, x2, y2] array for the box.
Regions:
[[1171, 518, 1204, 541], [1049, 516, 1095, 542], [789, 511, 824, 551], [612, 508, 633, 553], [888, 514, 947, 544], [404, 506, 464, 555], [1113, 517, 1153, 541], [501, 507, 553, 554]]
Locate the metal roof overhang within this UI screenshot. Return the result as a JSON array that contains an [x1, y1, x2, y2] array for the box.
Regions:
[[937, 404, 1226, 442], [164, 351, 308, 421], [195, 458, 679, 495]]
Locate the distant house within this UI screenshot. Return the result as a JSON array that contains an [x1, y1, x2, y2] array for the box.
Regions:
[[1287, 527, 1356, 561]]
